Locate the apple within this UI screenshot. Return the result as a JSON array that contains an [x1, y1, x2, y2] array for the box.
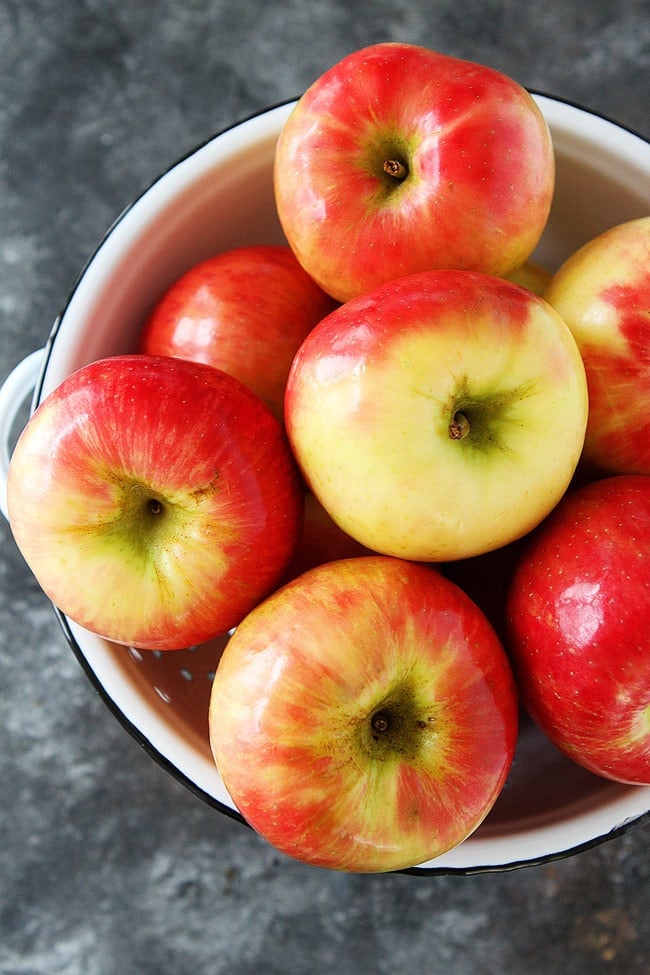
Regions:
[[138, 244, 337, 421], [282, 489, 373, 582], [505, 260, 552, 296], [543, 216, 650, 475], [6, 354, 304, 650], [284, 269, 589, 562], [274, 42, 555, 302], [439, 538, 526, 645], [209, 555, 518, 872], [505, 474, 650, 784]]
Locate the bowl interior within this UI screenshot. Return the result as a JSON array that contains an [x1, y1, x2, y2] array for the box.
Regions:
[[40, 96, 650, 873]]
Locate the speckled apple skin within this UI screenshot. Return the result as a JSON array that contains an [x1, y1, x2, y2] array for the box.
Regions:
[[544, 216, 650, 476], [506, 474, 650, 784]]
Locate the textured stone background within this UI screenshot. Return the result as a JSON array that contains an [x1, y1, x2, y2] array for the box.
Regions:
[[1, 2, 649, 973]]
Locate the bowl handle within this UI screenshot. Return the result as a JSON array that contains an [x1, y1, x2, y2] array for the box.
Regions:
[[0, 349, 44, 521]]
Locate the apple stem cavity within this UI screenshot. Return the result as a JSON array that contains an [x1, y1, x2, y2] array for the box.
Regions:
[[449, 411, 471, 441], [147, 498, 163, 516], [359, 687, 435, 763]]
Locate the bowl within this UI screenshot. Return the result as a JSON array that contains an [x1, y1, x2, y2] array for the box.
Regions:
[[1, 94, 649, 875]]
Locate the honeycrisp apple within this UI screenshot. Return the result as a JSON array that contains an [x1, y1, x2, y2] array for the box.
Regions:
[[274, 42, 555, 302], [543, 216, 650, 475], [285, 269, 589, 562], [7, 355, 303, 650], [138, 244, 337, 421], [209, 555, 519, 873], [505, 475, 650, 784]]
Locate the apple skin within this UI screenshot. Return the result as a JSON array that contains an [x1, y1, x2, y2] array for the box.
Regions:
[[209, 555, 518, 873], [505, 474, 650, 784], [138, 245, 337, 421], [543, 216, 650, 475], [274, 42, 555, 302], [284, 269, 588, 562], [7, 355, 304, 650], [506, 260, 552, 297], [439, 538, 526, 646], [282, 489, 373, 582]]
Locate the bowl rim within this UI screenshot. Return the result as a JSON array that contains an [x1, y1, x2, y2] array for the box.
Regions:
[[36, 91, 650, 877]]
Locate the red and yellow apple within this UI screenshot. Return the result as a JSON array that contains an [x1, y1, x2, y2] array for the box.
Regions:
[[285, 269, 588, 562], [505, 474, 650, 784], [7, 355, 304, 650], [209, 555, 518, 872], [274, 42, 555, 302], [543, 216, 650, 475], [138, 244, 337, 421]]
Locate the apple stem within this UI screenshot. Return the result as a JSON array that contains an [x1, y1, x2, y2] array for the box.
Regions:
[[383, 158, 408, 182], [148, 498, 163, 515], [449, 412, 470, 441], [371, 710, 391, 734]]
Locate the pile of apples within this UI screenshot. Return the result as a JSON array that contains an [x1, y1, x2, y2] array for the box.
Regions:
[[7, 43, 650, 873]]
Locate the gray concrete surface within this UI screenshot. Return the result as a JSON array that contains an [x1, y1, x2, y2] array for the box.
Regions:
[[1, 2, 649, 972]]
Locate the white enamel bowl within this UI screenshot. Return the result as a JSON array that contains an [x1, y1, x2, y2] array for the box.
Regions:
[[1, 95, 649, 874]]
